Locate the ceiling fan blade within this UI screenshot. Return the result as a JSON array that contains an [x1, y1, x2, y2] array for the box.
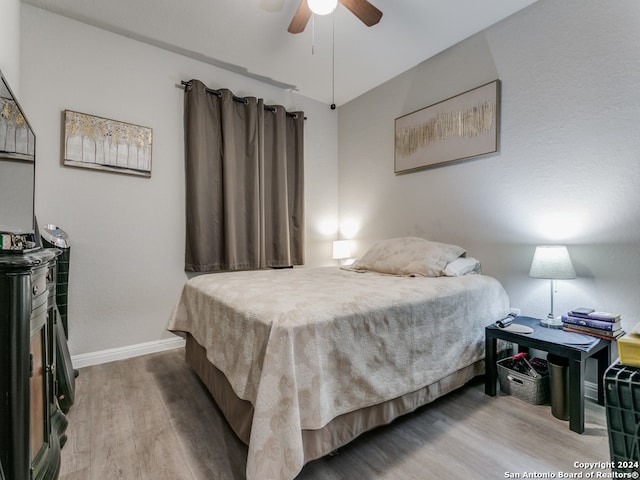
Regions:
[[338, 0, 382, 27], [288, 0, 312, 34]]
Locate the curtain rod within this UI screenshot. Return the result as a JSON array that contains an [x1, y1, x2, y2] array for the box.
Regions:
[[180, 81, 302, 119]]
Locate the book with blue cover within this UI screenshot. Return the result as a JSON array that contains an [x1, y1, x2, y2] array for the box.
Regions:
[[562, 314, 621, 331], [569, 308, 621, 322], [563, 324, 625, 339]]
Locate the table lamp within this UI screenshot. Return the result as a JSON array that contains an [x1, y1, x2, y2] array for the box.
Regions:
[[528, 245, 576, 329], [332, 240, 352, 265]]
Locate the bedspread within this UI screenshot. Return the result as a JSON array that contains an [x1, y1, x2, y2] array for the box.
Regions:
[[167, 266, 509, 480]]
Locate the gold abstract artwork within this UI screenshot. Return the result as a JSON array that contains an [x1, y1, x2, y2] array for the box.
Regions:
[[395, 101, 495, 158], [63, 110, 152, 177], [0, 97, 34, 158], [394, 80, 500, 173]]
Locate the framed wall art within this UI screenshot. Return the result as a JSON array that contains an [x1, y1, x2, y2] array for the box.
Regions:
[[63, 110, 152, 177], [1, 96, 35, 159], [394, 80, 501, 174]]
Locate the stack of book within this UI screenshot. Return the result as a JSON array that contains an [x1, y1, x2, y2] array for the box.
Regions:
[[562, 307, 624, 340]]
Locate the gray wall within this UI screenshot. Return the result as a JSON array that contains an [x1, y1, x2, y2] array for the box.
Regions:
[[0, 0, 20, 91], [20, 5, 339, 356], [15, 0, 640, 365], [338, 0, 640, 335]]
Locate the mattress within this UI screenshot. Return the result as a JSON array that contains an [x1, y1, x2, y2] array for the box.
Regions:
[[168, 266, 510, 480]]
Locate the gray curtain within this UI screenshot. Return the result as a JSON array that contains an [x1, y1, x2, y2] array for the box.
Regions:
[[184, 79, 304, 272]]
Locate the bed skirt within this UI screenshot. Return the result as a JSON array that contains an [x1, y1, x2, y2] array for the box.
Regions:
[[184, 333, 485, 465]]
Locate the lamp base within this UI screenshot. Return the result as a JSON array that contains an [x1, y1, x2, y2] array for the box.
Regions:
[[540, 314, 563, 329]]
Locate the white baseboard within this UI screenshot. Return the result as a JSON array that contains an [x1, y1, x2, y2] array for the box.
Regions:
[[71, 336, 186, 369]]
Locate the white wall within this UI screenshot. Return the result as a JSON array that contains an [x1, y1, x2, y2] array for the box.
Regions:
[[18, 0, 640, 361], [20, 5, 339, 356], [338, 0, 640, 335], [0, 0, 20, 91]]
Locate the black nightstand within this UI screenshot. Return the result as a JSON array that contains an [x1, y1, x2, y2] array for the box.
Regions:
[[485, 316, 613, 434]]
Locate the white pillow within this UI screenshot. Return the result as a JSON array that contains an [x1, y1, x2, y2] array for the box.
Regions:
[[443, 257, 481, 276], [349, 237, 465, 277]]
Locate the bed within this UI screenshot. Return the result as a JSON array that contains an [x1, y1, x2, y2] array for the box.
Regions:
[[167, 237, 510, 480]]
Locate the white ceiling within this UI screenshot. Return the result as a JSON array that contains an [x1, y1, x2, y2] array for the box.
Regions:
[[22, 0, 537, 106]]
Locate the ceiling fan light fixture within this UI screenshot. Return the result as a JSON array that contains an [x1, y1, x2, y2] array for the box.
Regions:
[[308, 0, 338, 16]]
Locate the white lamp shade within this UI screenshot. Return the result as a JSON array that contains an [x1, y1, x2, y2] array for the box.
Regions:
[[528, 245, 576, 279], [332, 240, 351, 260], [308, 0, 338, 15]]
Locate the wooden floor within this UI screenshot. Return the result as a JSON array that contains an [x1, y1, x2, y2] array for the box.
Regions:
[[59, 348, 613, 480]]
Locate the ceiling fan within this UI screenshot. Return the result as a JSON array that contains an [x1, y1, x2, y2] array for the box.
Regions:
[[288, 0, 383, 34]]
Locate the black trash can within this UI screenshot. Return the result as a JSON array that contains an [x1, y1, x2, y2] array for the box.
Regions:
[[41, 224, 71, 337], [40, 223, 76, 413], [547, 354, 570, 420]]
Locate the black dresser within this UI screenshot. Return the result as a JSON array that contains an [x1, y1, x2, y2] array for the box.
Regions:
[[0, 249, 67, 480]]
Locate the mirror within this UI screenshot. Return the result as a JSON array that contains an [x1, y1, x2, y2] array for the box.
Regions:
[[0, 69, 37, 250]]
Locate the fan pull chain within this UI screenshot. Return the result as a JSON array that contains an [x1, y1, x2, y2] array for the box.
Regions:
[[331, 12, 336, 109]]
